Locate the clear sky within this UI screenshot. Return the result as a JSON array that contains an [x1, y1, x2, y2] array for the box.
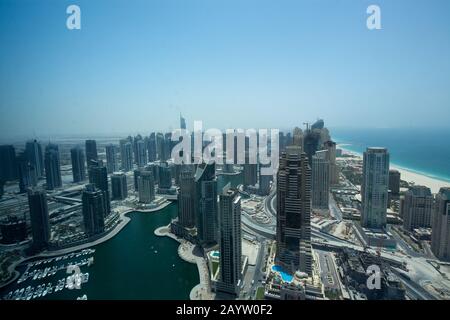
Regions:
[[1, 0, 449, 140]]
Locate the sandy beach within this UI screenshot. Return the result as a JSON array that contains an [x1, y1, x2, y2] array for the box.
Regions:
[[338, 146, 450, 194]]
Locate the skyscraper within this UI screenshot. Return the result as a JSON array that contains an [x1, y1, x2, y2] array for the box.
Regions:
[[132, 134, 142, 165], [133, 169, 141, 191], [28, 189, 50, 250], [311, 150, 330, 210], [111, 173, 128, 200], [258, 163, 273, 196], [217, 185, 242, 297], [0, 145, 17, 182], [44, 143, 62, 190], [178, 169, 196, 228], [158, 162, 172, 189], [323, 140, 339, 185], [71, 146, 86, 183], [195, 162, 218, 244], [147, 133, 157, 162], [401, 186, 433, 231], [25, 140, 44, 178], [180, 113, 187, 130], [361, 147, 389, 229], [82, 184, 106, 237], [138, 170, 155, 204], [164, 132, 172, 161], [85, 140, 98, 167], [136, 139, 147, 168], [156, 133, 165, 161], [17, 151, 37, 193], [105, 144, 118, 174], [276, 146, 312, 275], [389, 169, 401, 196], [431, 188, 450, 261], [303, 129, 320, 165], [120, 140, 133, 172], [292, 127, 303, 148], [88, 161, 110, 215], [243, 164, 257, 187]]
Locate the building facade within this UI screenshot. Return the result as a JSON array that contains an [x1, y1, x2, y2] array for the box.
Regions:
[[311, 150, 330, 210], [276, 146, 312, 275], [361, 147, 389, 229], [431, 188, 450, 261]]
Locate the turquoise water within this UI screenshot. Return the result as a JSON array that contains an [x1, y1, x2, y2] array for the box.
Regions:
[[271, 265, 293, 282], [333, 127, 450, 183], [1, 203, 199, 300]]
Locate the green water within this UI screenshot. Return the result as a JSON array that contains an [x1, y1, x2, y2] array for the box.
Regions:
[[2, 203, 199, 300]]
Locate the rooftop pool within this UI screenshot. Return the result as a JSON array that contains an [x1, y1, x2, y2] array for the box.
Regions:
[[271, 265, 293, 283]]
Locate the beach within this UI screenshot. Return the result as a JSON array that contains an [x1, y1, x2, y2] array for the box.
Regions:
[[338, 146, 450, 194]]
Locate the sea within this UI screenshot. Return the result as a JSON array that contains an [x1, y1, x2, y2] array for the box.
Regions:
[[331, 127, 450, 183]]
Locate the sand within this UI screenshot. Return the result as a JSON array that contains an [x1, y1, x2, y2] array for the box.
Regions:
[[338, 146, 450, 194]]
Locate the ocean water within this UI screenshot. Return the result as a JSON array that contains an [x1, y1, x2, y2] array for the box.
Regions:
[[332, 127, 450, 183]]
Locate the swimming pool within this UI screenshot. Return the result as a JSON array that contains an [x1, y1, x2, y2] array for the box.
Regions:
[[210, 251, 220, 258], [271, 265, 293, 282]]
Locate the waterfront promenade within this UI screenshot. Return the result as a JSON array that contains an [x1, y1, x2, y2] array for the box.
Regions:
[[154, 225, 214, 300]]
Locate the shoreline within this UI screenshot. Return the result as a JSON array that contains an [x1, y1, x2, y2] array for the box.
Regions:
[[338, 145, 450, 193], [154, 225, 214, 300], [0, 200, 173, 290]]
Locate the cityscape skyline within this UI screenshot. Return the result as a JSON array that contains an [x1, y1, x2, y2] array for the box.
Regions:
[[1, 0, 450, 140], [1, 0, 450, 306]]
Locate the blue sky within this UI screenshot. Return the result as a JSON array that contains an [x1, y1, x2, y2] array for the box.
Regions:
[[1, 0, 449, 139]]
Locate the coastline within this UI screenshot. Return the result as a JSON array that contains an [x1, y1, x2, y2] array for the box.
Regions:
[[0, 200, 173, 290], [154, 225, 214, 300], [338, 145, 450, 193]]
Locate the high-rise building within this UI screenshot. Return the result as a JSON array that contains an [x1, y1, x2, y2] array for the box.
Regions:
[[195, 162, 218, 244], [138, 170, 155, 204], [88, 161, 110, 215], [178, 169, 196, 228], [258, 164, 273, 196], [133, 135, 142, 165], [158, 162, 172, 189], [136, 139, 147, 168], [401, 186, 433, 231], [164, 132, 172, 161], [147, 133, 157, 162], [120, 140, 133, 172], [111, 173, 128, 200], [323, 140, 339, 185], [180, 113, 187, 130], [217, 186, 242, 297], [243, 164, 257, 186], [0, 145, 17, 182], [44, 143, 62, 190], [25, 140, 44, 178], [389, 169, 401, 196], [71, 146, 86, 183], [311, 150, 330, 210], [133, 169, 141, 191], [361, 147, 389, 229], [156, 133, 165, 161], [276, 146, 312, 275], [105, 144, 118, 174], [28, 189, 50, 250], [85, 140, 98, 167], [303, 129, 320, 165], [431, 188, 450, 261], [17, 151, 37, 193], [292, 127, 303, 148], [82, 184, 106, 236]]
